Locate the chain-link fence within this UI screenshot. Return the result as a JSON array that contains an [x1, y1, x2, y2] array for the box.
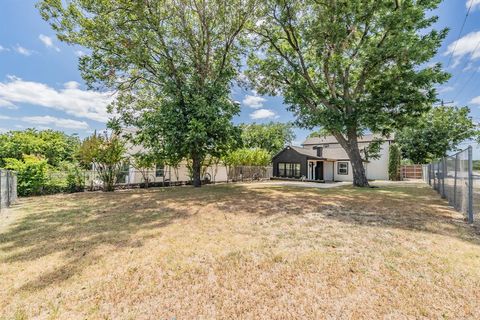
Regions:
[[0, 170, 17, 210], [423, 146, 475, 223]]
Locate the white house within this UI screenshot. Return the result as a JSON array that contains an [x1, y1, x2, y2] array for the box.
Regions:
[[272, 134, 394, 182]]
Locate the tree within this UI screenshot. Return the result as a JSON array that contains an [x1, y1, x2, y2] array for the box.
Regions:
[[396, 106, 479, 164], [0, 129, 80, 167], [77, 132, 125, 192], [223, 148, 271, 166], [130, 152, 160, 188], [38, 0, 254, 187], [388, 144, 401, 181], [240, 122, 295, 155], [247, 0, 449, 186]]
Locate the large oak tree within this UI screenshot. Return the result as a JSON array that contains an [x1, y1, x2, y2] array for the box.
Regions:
[[247, 0, 449, 186], [39, 0, 254, 187]]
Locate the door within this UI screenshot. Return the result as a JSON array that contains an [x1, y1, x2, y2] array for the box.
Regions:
[[315, 161, 324, 180]]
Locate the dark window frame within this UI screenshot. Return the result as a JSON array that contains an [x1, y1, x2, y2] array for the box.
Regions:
[[277, 162, 301, 178], [337, 161, 349, 175], [155, 164, 165, 177]]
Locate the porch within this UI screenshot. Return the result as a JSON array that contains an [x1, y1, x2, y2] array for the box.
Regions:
[[306, 159, 335, 181]]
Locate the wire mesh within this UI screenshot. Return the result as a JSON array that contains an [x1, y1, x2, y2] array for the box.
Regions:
[[425, 147, 473, 223]]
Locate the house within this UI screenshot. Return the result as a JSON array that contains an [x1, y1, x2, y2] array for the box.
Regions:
[[272, 134, 394, 182]]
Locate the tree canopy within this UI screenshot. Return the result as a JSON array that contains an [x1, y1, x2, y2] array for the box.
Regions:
[[0, 129, 80, 167], [247, 0, 449, 186], [240, 122, 295, 155], [396, 106, 479, 164], [77, 132, 126, 191], [39, 0, 255, 187]]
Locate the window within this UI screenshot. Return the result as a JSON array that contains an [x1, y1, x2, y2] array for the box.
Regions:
[[337, 162, 349, 175], [156, 164, 164, 177], [278, 162, 301, 178]]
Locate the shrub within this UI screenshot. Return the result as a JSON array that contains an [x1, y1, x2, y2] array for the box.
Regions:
[[388, 144, 401, 181], [3, 155, 49, 196]]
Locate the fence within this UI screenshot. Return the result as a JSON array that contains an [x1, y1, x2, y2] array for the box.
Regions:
[[227, 166, 273, 182], [0, 170, 17, 210], [423, 146, 475, 223], [400, 165, 423, 179]]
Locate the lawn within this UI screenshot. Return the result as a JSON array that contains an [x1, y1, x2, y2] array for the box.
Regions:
[[1, 182, 480, 319]]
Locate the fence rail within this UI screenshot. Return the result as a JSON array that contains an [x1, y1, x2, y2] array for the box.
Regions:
[[400, 165, 423, 179], [0, 170, 17, 210], [423, 146, 475, 223]]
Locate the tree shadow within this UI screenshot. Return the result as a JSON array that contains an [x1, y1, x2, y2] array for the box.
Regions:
[[1, 183, 479, 293]]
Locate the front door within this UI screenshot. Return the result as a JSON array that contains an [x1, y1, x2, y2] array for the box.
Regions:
[[315, 161, 324, 180]]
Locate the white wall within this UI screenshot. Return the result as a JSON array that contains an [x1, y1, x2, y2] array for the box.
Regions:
[[364, 142, 390, 180], [127, 162, 232, 184], [324, 161, 334, 181], [326, 141, 390, 181]]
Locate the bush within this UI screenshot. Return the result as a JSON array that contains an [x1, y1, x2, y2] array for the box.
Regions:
[[223, 148, 271, 166], [3, 156, 85, 196], [388, 144, 401, 181], [3, 155, 49, 196]]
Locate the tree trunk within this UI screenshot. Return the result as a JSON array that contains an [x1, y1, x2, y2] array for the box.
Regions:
[[347, 146, 369, 187], [334, 132, 370, 187], [192, 155, 202, 187]]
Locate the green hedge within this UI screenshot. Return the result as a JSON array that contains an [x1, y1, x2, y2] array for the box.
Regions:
[[3, 155, 84, 196]]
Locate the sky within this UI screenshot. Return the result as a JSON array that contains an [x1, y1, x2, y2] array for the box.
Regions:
[[1, 0, 480, 148]]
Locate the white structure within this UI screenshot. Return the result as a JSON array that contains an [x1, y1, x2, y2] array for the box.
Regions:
[[272, 134, 393, 182]]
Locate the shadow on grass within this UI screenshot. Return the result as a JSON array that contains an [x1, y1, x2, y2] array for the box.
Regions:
[[1, 182, 479, 292]]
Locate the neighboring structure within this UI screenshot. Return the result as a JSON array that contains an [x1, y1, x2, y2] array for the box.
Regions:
[[272, 134, 394, 182]]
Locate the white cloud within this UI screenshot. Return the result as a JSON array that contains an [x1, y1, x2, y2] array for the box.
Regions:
[[445, 31, 480, 65], [21, 115, 89, 130], [0, 98, 18, 109], [467, 0, 480, 10], [0, 45, 9, 52], [14, 45, 33, 56], [243, 94, 266, 109], [0, 115, 11, 120], [39, 34, 60, 52], [470, 96, 480, 105], [0, 76, 114, 122], [64, 81, 80, 89], [250, 108, 277, 120]]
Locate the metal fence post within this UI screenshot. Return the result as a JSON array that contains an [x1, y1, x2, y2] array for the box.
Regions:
[[468, 146, 474, 223], [441, 157, 446, 198], [6, 170, 10, 207], [453, 153, 458, 208]]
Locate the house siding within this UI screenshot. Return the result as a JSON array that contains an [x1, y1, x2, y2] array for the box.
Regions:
[[272, 147, 309, 178]]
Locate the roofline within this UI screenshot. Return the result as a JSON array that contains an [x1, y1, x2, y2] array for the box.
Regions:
[[302, 138, 394, 146]]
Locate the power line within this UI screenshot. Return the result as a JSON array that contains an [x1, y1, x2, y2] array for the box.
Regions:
[[446, 0, 474, 68]]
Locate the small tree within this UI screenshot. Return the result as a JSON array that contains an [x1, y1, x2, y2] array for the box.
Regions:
[[240, 122, 295, 155], [130, 153, 158, 188], [77, 132, 125, 192], [388, 144, 401, 181], [396, 106, 479, 163]]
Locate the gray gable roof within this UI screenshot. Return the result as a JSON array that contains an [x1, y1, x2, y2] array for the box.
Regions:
[[302, 134, 394, 146], [273, 145, 323, 160]]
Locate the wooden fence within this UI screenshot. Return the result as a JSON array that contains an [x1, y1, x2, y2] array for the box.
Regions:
[[400, 165, 423, 179]]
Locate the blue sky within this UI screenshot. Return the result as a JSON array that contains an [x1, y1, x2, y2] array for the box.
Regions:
[[1, 0, 480, 148]]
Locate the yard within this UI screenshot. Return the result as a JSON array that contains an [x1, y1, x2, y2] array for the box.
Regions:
[[1, 182, 480, 319]]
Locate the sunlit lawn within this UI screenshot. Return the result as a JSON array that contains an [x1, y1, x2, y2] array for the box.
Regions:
[[1, 182, 480, 319]]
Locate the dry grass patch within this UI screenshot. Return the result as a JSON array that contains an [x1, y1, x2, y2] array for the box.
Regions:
[[1, 182, 480, 319]]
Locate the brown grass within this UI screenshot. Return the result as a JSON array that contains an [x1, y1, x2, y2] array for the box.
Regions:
[[1, 182, 480, 319]]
